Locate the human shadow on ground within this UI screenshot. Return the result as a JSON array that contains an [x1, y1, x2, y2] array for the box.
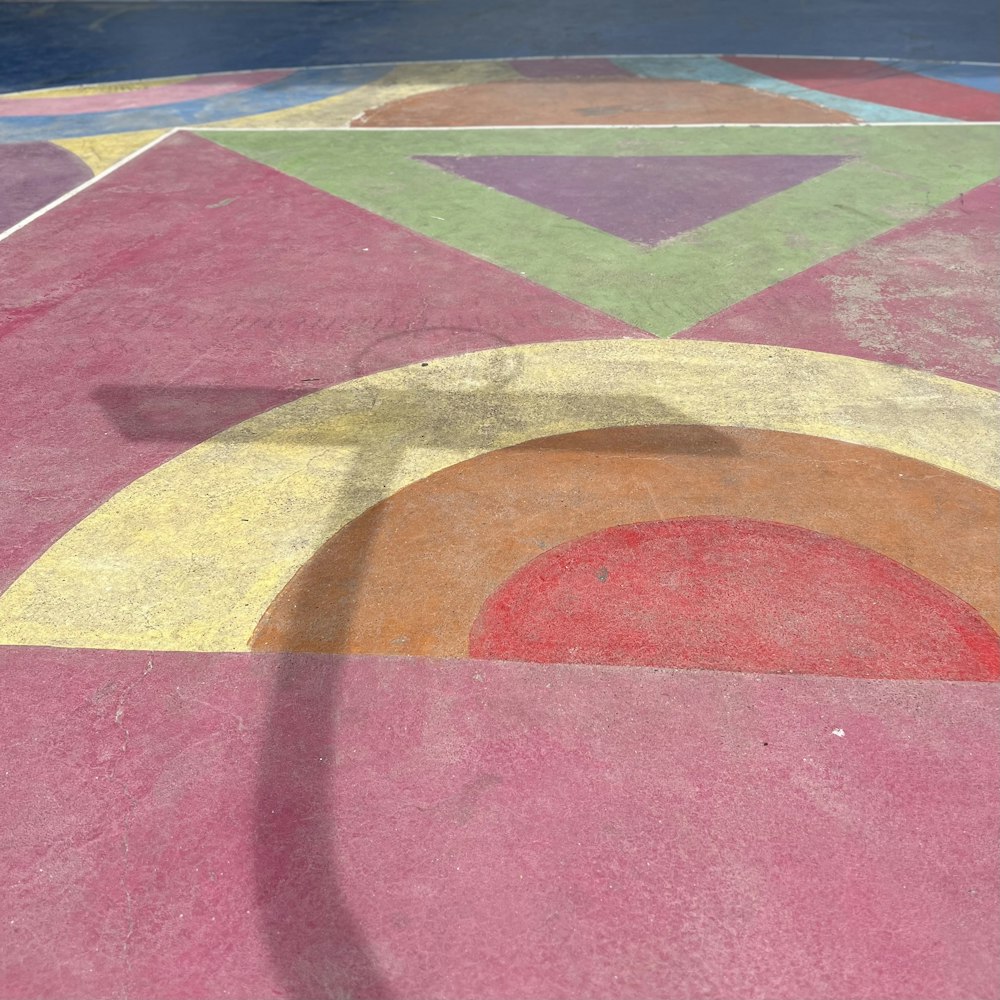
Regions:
[[95, 360, 741, 999]]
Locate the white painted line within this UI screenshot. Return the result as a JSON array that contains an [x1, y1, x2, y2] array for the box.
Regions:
[[0, 110, 991, 246], [0, 127, 179, 243], [190, 121, 998, 132]]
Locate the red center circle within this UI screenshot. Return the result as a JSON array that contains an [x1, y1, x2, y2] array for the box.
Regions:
[[469, 517, 1000, 680]]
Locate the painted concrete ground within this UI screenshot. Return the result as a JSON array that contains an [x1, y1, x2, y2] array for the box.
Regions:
[[3, 56, 1000, 233], [1, 46, 999, 1000]]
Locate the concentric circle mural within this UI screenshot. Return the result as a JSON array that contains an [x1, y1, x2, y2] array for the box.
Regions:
[[250, 423, 1000, 674], [1, 339, 995, 653]]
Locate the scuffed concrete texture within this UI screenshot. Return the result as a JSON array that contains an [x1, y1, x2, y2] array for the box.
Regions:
[[53, 129, 166, 174], [414, 154, 851, 247], [0, 131, 647, 598], [215, 60, 520, 130], [0, 65, 995, 1000], [207, 125, 999, 338], [469, 517, 1000, 678], [679, 179, 1000, 389], [1, 647, 997, 1000], [0, 140, 91, 231], [724, 57, 1000, 120]]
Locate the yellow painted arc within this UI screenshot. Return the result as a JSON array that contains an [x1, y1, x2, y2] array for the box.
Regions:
[[0, 340, 994, 652]]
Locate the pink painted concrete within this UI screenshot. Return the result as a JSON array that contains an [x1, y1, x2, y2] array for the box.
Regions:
[[0, 70, 292, 117], [0, 131, 647, 593], [677, 178, 1000, 389], [1, 646, 997, 1000]]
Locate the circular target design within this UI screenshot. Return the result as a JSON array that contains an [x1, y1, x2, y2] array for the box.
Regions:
[[2, 341, 995, 669], [469, 516, 999, 678]]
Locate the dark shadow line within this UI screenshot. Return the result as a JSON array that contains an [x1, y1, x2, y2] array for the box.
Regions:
[[94, 372, 741, 999]]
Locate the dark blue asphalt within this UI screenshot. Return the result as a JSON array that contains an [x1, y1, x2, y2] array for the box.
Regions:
[[1, 0, 996, 94]]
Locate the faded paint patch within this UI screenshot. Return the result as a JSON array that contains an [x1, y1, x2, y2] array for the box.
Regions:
[[353, 78, 856, 127], [679, 179, 1000, 388], [214, 60, 519, 130]]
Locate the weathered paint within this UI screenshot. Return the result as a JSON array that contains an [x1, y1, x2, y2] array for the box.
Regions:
[[206, 125, 1000, 338], [725, 56, 1000, 121], [252, 427, 1000, 657], [416, 153, 850, 247], [2, 55, 991, 203], [0, 340, 995, 653], [0, 30, 995, 1000], [0, 70, 292, 117], [1, 646, 997, 999], [213, 59, 520, 130], [890, 60, 1000, 93], [52, 128, 167, 175], [0, 140, 91, 230], [677, 178, 1000, 390], [508, 57, 631, 78], [354, 78, 856, 126], [0, 131, 646, 595], [615, 55, 953, 123], [0, 65, 386, 142], [470, 517, 1000, 679]]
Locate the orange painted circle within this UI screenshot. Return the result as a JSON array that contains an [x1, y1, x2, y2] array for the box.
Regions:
[[251, 426, 999, 660], [353, 79, 856, 127]]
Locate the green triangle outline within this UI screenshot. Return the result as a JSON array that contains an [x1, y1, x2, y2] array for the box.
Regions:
[[199, 125, 999, 337]]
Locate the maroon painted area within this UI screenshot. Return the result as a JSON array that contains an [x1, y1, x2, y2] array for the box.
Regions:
[[1, 645, 997, 1000], [417, 154, 849, 246], [470, 517, 1000, 679], [678, 179, 1000, 389], [0, 141, 92, 231], [0, 131, 648, 592], [725, 56, 1000, 121], [507, 57, 632, 78]]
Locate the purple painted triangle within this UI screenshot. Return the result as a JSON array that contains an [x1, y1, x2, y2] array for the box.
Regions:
[[416, 155, 850, 247]]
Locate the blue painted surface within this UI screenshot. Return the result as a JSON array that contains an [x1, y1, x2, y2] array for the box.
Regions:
[[0, 65, 385, 142], [0, 0, 997, 94], [890, 60, 1000, 93]]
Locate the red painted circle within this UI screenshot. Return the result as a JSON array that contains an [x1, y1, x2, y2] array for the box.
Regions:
[[469, 517, 1000, 680]]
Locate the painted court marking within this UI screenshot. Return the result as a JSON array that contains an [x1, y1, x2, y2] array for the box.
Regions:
[[251, 426, 999, 658], [469, 517, 1000, 679], [0, 42, 998, 1000], [0, 340, 994, 652], [0, 127, 178, 242]]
